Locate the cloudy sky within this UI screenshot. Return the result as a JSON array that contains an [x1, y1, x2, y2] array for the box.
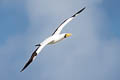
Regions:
[[0, 0, 120, 80]]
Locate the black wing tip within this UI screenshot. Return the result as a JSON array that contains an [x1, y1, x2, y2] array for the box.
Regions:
[[20, 60, 33, 72], [72, 7, 86, 17], [20, 68, 24, 72], [82, 7, 86, 11], [83, 7, 86, 10], [20, 62, 30, 72], [20, 55, 34, 72], [78, 7, 86, 13], [20, 49, 38, 72]]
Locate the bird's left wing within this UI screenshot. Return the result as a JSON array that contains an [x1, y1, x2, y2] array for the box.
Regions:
[[20, 38, 53, 72], [52, 7, 86, 35]]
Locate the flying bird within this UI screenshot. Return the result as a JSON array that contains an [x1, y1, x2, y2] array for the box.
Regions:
[[20, 7, 86, 72]]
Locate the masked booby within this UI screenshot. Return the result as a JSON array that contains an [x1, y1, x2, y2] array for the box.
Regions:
[[20, 7, 86, 72]]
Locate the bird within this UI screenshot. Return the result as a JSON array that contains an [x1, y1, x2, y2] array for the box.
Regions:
[[20, 7, 86, 72]]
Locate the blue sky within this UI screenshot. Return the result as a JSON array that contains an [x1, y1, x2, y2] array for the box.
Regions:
[[0, 0, 120, 80], [102, 0, 120, 39]]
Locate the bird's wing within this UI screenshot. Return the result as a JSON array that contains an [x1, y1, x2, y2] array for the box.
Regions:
[[52, 7, 86, 35], [20, 38, 53, 72]]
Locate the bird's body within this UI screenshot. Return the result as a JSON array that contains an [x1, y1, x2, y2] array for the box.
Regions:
[[20, 7, 86, 72], [47, 33, 68, 44]]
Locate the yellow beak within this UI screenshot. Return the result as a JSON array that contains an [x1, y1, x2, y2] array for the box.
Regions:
[[65, 33, 72, 37]]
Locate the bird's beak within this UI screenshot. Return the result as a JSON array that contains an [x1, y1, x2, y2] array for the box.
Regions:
[[65, 33, 72, 38]]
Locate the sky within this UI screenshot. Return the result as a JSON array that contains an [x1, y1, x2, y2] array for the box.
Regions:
[[0, 0, 120, 80]]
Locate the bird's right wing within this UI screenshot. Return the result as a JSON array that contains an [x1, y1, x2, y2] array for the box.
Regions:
[[20, 38, 53, 72]]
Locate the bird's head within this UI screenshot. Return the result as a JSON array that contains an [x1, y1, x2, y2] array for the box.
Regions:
[[64, 33, 72, 38]]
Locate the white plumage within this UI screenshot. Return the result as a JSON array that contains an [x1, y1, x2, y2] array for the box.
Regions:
[[20, 7, 86, 72]]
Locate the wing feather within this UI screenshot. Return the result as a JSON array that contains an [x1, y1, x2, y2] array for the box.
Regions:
[[52, 7, 86, 35], [20, 38, 53, 72], [20, 47, 39, 72]]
